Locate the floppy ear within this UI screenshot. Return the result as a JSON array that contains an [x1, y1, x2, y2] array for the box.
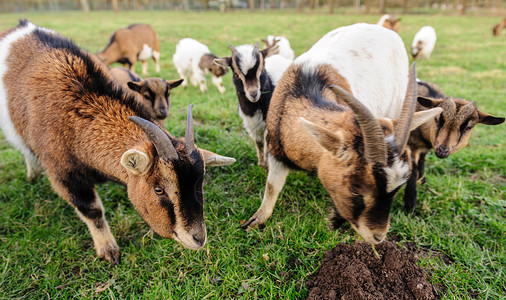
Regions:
[[409, 107, 443, 131], [417, 96, 441, 108], [167, 79, 184, 89], [199, 149, 236, 166], [121, 149, 152, 175], [298, 117, 348, 161], [127, 81, 143, 93], [213, 57, 232, 69], [477, 110, 505, 125]]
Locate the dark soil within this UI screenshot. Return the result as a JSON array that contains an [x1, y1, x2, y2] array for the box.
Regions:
[[306, 240, 438, 300]]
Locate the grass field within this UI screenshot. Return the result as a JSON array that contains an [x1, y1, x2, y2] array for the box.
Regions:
[[0, 10, 504, 299]]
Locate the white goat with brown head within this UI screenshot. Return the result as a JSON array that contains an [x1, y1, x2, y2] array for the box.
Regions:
[[98, 23, 160, 76], [109, 67, 183, 124], [241, 24, 442, 244], [377, 14, 400, 33], [0, 20, 235, 265], [403, 80, 504, 211]]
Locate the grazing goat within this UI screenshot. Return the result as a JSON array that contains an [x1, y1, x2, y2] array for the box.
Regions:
[[411, 26, 437, 60], [403, 80, 505, 211], [214, 42, 290, 168], [492, 17, 506, 36], [241, 24, 442, 244], [261, 35, 295, 61], [109, 67, 183, 124], [0, 20, 235, 265], [98, 24, 160, 76], [172, 38, 228, 94], [377, 14, 400, 32]]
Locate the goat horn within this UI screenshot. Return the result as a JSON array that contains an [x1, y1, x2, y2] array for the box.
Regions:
[[229, 44, 238, 56], [394, 62, 418, 154], [254, 41, 259, 52], [329, 85, 387, 165], [185, 104, 195, 154], [129, 116, 179, 161]]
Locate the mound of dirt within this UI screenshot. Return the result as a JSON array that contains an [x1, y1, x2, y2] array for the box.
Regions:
[[306, 240, 437, 300]]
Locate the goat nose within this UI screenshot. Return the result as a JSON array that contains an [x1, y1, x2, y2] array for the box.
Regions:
[[249, 91, 258, 101], [435, 145, 450, 158], [192, 233, 206, 247], [373, 234, 386, 243]]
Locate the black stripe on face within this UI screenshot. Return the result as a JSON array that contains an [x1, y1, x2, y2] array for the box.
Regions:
[[366, 165, 398, 227], [351, 194, 365, 220], [171, 147, 205, 228]]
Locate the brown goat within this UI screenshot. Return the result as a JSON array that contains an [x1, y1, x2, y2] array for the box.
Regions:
[[0, 20, 235, 265], [98, 24, 160, 76], [109, 67, 183, 125], [404, 80, 504, 211], [492, 17, 506, 36], [377, 14, 400, 33]]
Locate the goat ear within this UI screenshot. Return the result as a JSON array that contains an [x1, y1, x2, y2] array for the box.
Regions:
[[199, 149, 236, 167], [298, 117, 348, 161], [168, 78, 184, 89], [213, 58, 231, 69], [121, 149, 152, 175], [127, 81, 142, 93], [409, 107, 443, 131], [477, 110, 505, 125], [417, 96, 441, 108]]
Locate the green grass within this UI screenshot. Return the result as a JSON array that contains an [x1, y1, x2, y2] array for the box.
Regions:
[[0, 10, 505, 299]]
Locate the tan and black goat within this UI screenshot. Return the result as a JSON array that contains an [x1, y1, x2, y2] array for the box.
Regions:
[[241, 24, 442, 244], [403, 80, 504, 211], [98, 23, 160, 76], [0, 20, 235, 265], [109, 67, 183, 125]]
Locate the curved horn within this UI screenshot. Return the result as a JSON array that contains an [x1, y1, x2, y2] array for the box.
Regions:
[[185, 104, 195, 154], [329, 85, 387, 165], [129, 116, 178, 161], [254, 41, 259, 52], [394, 62, 418, 154]]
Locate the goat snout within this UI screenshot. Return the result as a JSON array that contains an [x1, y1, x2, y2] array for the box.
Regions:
[[373, 233, 387, 243], [247, 90, 260, 102], [435, 145, 450, 158], [156, 108, 167, 118]]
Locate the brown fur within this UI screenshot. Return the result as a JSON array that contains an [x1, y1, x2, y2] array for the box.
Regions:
[[242, 63, 436, 244], [493, 17, 506, 36], [110, 67, 183, 125], [1, 23, 234, 264], [199, 53, 227, 77], [98, 24, 160, 75], [378, 15, 400, 33]]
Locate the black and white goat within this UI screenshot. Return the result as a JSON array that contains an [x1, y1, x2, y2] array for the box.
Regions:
[[214, 42, 291, 167]]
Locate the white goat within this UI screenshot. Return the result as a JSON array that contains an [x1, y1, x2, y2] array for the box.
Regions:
[[173, 38, 228, 94], [411, 26, 437, 60], [262, 35, 295, 61]]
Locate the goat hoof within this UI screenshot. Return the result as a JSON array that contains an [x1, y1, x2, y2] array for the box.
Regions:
[[241, 214, 266, 230], [98, 244, 120, 266]]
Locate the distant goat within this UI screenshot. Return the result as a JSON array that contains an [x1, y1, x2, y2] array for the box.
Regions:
[[109, 67, 183, 124], [404, 80, 505, 211], [377, 14, 400, 32], [172, 38, 228, 94], [214, 42, 291, 167], [261, 35, 295, 61], [241, 24, 442, 244], [98, 24, 160, 76], [492, 17, 506, 36], [0, 20, 235, 265], [411, 26, 437, 60]]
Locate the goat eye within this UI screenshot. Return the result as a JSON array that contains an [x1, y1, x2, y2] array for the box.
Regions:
[[438, 115, 445, 127], [351, 190, 360, 196], [154, 186, 165, 195], [144, 94, 151, 100]]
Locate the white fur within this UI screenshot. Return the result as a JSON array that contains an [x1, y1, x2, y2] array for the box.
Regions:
[[411, 26, 437, 59], [295, 23, 409, 119], [239, 108, 265, 143], [265, 54, 292, 86], [0, 22, 37, 162], [265, 35, 295, 61], [235, 44, 257, 75], [384, 155, 410, 193], [138, 43, 153, 60], [377, 14, 391, 26], [173, 38, 223, 93]]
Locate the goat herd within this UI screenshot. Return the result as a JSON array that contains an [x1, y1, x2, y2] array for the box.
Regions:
[[0, 16, 503, 265]]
